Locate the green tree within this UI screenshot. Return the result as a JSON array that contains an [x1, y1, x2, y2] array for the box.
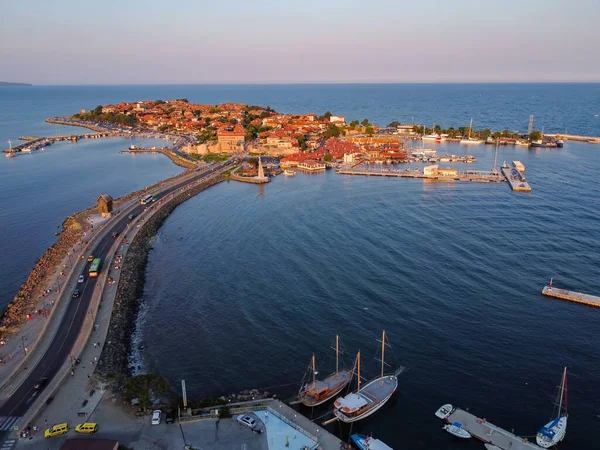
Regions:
[[387, 121, 401, 128], [361, 118, 370, 127], [349, 120, 359, 130], [529, 130, 542, 141], [323, 153, 333, 162], [365, 126, 375, 136], [297, 134, 307, 150], [501, 129, 511, 137], [93, 105, 103, 115], [323, 124, 340, 139], [123, 374, 169, 410]]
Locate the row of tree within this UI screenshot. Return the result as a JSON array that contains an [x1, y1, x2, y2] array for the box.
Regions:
[[73, 105, 137, 127]]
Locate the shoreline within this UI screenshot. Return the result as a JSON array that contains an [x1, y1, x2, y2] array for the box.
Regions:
[[96, 174, 225, 383]]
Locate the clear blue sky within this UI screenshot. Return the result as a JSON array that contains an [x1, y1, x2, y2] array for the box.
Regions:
[[2, 0, 599, 84]]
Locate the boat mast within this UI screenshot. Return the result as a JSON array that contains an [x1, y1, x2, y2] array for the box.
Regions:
[[312, 355, 316, 388], [381, 330, 386, 378], [468, 118, 473, 139], [336, 335, 339, 375], [557, 367, 567, 416], [357, 352, 361, 394]]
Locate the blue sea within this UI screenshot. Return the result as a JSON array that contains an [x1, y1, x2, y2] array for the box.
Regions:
[[1, 84, 600, 449]]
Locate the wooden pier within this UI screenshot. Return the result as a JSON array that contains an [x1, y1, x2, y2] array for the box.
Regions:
[[501, 167, 531, 192], [542, 285, 600, 308], [445, 407, 541, 450]]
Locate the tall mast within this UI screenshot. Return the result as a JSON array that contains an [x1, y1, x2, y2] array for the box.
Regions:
[[312, 355, 316, 388], [357, 352, 361, 394], [381, 330, 386, 379], [468, 118, 473, 139], [558, 367, 567, 415], [336, 335, 339, 375]]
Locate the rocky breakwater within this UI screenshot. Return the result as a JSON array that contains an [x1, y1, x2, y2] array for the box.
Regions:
[[97, 174, 225, 385], [0, 216, 83, 335]]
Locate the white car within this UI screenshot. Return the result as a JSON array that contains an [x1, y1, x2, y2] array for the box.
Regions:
[[236, 414, 256, 429], [151, 410, 162, 425], [78, 275, 85, 283]]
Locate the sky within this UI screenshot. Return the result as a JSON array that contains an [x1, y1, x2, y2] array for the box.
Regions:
[[2, 0, 599, 85]]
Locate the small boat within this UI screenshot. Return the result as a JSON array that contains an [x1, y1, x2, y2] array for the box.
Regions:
[[298, 336, 352, 407], [443, 422, 471, 439], [556, 139, 564, 148], [536, 367, 568, 448], [435, 404, 454, 420], [351, 434, 393, 450], [283, 169, 297, 176], [5, 152, 16, 158], [332, 331, 404, 423]]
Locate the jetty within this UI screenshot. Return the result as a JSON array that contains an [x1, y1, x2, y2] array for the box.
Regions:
[[501, 166, 531, 192], [542, 281, 600, 308], [440, 406, 541, 450]]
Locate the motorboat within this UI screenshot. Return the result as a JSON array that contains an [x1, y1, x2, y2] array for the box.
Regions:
[[351, 434, 393, 450], [443, 422, 471, 439], [435, 404, 454, 420]]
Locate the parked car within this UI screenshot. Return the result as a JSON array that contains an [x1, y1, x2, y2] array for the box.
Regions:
[[236, 414, 256, 429], [151, 410, 162, 425], [87, 255, 94, 262], [33, 377, 48, 390], [75, 422, 98, 434], [165, 409, 175, 424], [72, 290, 80, 299], [44, 423, 68, 438], [78, 275, 85, 283]]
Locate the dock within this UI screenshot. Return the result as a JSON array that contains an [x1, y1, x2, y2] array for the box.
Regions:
[[444, 407, 541, 450], [542, 284, 600, 308], [501, 167, 531, 192], [337, 165, 505, 183]]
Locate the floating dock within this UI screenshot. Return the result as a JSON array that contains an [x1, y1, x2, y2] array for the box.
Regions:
[[542, 285, 600, 308], [501, 167, 531, 192], [443, 407, 541, 450]]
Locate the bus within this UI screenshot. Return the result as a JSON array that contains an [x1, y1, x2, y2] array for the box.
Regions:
[[140, 194, 153, 205], [89, 258, 102, 278]]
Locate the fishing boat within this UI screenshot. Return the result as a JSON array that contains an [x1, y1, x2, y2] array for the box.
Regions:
[[443, 422, 471, 439], [351, 434, 393, 450], [283, 169, 297, 176], [298, 336, 352, 407], [331, 331, 403, 423], [556, 139, 564, 148], [536, 367, 568, 448], [434, 403, 454, 420], [460, 119, 484, 144]]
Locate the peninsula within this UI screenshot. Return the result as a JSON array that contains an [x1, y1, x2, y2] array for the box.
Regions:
[[0, 81, 32, 87]]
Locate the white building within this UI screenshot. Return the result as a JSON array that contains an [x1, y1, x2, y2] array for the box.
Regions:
[[343, 153, 354, 164], [330, 116, 345, 125]]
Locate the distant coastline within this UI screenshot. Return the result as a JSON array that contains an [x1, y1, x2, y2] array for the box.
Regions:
[[0, 81, 32, 87]]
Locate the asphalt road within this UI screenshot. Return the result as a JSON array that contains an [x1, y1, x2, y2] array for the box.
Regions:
[[0, 161, 230, 437]]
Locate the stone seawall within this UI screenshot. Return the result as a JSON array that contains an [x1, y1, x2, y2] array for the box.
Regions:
[[96, 174, 225, 382]]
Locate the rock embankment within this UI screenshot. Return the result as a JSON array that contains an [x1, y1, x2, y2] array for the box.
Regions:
[[0, 216, 82, 335], [97, 174, 225, 383]]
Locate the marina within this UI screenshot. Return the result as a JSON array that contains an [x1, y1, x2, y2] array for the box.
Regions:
[[436, 405, 542, 450], [541, 280, 600, 308]]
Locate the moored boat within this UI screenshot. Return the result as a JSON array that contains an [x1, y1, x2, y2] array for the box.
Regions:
[[459, 119, 484, 144], [556, 139, 564, 148], [536, 367, 568, 448], [298, 336, 352, 407], [443, 422, 471, 439], [283, 169, 297, 176], [351, 434, 393, 450], [435, 403, 454, 420], [332, 331, 404, 423]]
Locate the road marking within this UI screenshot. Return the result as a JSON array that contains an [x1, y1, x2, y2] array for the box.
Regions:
[[0, 439, 16, 450], [0, 416, 21, 431]]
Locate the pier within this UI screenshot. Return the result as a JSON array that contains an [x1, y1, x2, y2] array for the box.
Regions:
[[501, 167, 531, 192], [542, 284, 600, 308], [337, 165, 505, 183], [444, 407, 541, 450]]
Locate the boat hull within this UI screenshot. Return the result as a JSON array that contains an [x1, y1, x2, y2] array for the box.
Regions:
[[351, 434, 393, 450], [443, 423, 471, 439], [536, 416, 567, 448], [333, 375, 397, 423]]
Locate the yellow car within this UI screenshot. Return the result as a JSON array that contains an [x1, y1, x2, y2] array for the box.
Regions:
[[44, 423, 68, 438], [75, 422, 98, 434], [87, 255, 94, 262]]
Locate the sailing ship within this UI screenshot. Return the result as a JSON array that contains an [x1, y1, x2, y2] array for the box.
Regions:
[[298, 335, 352, 407], [536, 367, 568, 448], [332, 331, 403, 423], [460, 119, 484, 144], [351, 434, 393, 450]]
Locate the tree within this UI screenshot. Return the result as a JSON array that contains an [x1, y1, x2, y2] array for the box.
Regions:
[[323, 153, 333, 162], [297, 134, 307, 150], [349, 120, 359, 130], [365, 126, 375, 136], [388, 121, 401, 128], [529, 130, 542, 141], [501, 129, 511, 137], [323, 124, 340, 139], [93, 105, 103, 115], [361, 118, 370, 127], [123, 374, 169, 411]]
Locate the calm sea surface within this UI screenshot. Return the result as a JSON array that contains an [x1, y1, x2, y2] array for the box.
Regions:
[[1, 84, 600, 449]]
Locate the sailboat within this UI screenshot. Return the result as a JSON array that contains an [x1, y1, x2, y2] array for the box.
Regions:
[[351, 434, 393, 450], [331, 331, 403, 423], [298, 335, 352, 407], [460, 119, 484, 144], [536, 367, 568, 448]]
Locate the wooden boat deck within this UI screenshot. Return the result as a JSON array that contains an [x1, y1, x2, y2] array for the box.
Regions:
[[446, 408, 541, 450], [304, 371, 352, 396], [542, 285, 600, 308], [361, 375, 397, 401]]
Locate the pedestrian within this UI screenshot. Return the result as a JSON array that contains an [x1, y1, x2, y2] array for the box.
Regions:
[[87, 374, 90, 379], [24, 347, 28, 354], [8, 353, 12, 359], [90, 361, 94, 366], [94, 356, 97, 362], [93, 342, 97, 348]]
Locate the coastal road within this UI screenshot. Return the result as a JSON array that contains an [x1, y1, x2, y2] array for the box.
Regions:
[[0, 161, 231, 438]]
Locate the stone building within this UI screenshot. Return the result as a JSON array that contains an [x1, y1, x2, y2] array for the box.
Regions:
[[97, 194, 113, 218]]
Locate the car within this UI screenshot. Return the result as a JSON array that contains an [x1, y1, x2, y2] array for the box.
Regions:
[[151, 410, 162, 425], [75, 422, 98, 434], [78, 275, 85, 283], [72, 290, 80, 299], [111, 231, 120, 238], [165, 409, 175, 424], [33, 377, 48, 390], [236, 414, 256, 429], [44, 423, 69, 438], [87, 255, 94, 262]]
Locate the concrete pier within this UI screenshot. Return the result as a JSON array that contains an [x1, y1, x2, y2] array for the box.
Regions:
[[542, 285, 600, 308], [444, 407, 541, 450], [501, 167, 531, 192]]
